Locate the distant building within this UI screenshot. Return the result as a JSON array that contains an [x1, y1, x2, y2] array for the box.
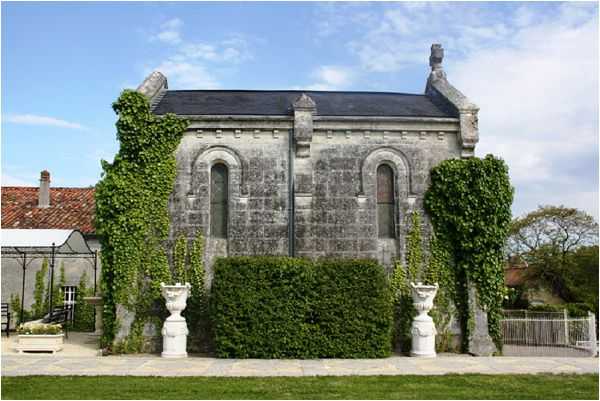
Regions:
[[504, 258, 565, 306], [1, 170, 100, 325]]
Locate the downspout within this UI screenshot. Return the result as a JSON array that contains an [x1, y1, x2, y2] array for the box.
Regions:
[[20, 253, 26, 325], [288, 129, 295, 257], [48, 242, 55, 315]]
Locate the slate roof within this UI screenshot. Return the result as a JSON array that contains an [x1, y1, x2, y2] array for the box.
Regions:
[[152, 90, 454, 118], [1, 187, 96, 234]]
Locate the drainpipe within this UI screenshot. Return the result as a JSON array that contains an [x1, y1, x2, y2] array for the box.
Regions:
[[48, 243, 55, 316], [288, 129, 295, 257], [20, 253, 26, 325]]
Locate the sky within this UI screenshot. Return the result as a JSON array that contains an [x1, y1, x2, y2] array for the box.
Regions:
[[2, 1, 598, 220]]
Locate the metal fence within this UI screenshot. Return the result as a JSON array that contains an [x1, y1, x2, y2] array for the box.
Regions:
[[501, 310, 598, 357]]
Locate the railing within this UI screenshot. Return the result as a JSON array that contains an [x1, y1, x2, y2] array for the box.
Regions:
[[501, 310, 597, 357]]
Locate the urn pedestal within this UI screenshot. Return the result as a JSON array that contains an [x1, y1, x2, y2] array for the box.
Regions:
[[83, 295, 103, 336], [160, 282, 191, 358], [410, 282, 439, 358]]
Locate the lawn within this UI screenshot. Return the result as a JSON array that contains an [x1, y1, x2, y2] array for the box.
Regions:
[[1, 374, 598, 399]]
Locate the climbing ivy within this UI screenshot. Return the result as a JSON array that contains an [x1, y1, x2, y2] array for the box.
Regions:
[[71, 271, 95, 332], [390, 260, 413, 353], [424, 155, 513, 348], [406, 211, 423, 281], [173, 234, 188, 284], [49, 262, 66, 309], [95, 90, 188, 351], [389, 210, 424, 353], [184, 234, 210, 351], [423, 234, 460, 352], [33, 258, 48, 318]]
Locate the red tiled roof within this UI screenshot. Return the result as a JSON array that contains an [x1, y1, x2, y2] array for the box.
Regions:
[[1, 186, 95, 234], [504, 267, 526, 287]]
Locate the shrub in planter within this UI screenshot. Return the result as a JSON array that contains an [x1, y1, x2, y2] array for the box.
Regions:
[[16, 323, 64, 354], [211, 256, 392, 358], [17, 323, 63, 335]]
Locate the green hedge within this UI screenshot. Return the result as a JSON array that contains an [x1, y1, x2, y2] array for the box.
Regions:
[[529, 303, 593, 318], [210, 257, 392, 358]]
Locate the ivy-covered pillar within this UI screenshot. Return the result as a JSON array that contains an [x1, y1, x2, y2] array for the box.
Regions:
[[95, 83, 188, 353], [424, 155, 513, 355]]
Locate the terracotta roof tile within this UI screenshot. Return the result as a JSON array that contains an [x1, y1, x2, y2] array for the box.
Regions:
[[504, 267, 526, 287], [1, 186, 95, 234]]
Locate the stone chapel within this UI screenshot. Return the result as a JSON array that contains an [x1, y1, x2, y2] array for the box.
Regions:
[[137, 44, 479, 277]]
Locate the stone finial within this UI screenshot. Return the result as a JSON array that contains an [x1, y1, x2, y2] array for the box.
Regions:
[[429, 44, 446, 81], [429, 44, 443, 70], [293, 93, 316, 112], [137, 71, 168, 100]]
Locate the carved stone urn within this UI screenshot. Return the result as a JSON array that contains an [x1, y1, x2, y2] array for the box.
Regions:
[[410, 282, 439, 357], [160, 282, 191, 358]]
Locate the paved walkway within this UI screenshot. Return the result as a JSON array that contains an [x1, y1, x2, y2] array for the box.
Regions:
[[2, 354, 598, 377]]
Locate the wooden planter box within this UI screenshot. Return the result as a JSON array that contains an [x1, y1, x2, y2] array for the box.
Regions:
[[16, 334, 64, 354]]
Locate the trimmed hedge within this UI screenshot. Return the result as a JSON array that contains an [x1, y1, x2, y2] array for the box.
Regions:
[[210, 257, 392, 358]]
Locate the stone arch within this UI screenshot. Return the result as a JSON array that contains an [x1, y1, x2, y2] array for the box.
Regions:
[[192, 146, 246, 198], [360, 147, 413, 198]]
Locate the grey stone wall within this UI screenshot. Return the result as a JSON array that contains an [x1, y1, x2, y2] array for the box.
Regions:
[[168, 116, 461, 278], [168, 121, 293, 286]]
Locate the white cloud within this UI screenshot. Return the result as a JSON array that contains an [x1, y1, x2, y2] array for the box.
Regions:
[[449, 3, 599, 219], [151, 60, 219, 89], [316, 2, 599, 219], [151, 18, 183, 45], [301, 66, 355, 91], [146, 19, 252, 89], [1, 173, 35, 186], [4, 114, 87, 130]]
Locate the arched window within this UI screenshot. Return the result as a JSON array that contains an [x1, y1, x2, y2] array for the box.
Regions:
[[210, 163, 228, 238], [377, 164, 395, 238]]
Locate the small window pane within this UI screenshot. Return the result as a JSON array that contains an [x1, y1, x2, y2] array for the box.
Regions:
[[377, 165, 395, 238], [211, 164, 228, 238]]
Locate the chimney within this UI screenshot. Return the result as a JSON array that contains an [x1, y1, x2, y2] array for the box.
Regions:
[[38, 170, 50, 208]]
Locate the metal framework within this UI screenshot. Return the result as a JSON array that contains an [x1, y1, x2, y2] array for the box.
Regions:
[[1, 229, 98, 324]]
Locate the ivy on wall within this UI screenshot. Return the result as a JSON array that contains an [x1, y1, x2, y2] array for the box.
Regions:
[[32, 258, 48, 318], [173, 233, 209, 351], [391, 210, 458, 353], [424, 154, 513, 348], [95, 90, 188, 350]]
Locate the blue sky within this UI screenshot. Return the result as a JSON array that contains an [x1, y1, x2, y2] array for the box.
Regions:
[[2, 1, 598, 219]]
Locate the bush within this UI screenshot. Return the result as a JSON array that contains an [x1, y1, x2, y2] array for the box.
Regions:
[[529, 303, 592, 318], [17, 323, 63, 335], [70, 272, 95, 332], [211, 256, 392, 358]]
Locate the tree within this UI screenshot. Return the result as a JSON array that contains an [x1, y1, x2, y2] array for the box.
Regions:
[[508, 205, 598, 263], [507, 206, 598, 307]]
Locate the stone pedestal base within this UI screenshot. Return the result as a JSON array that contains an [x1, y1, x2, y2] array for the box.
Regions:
[[161, 319, 188, 358], [411, 317, 437, 358], [467, 285, 497, 356]]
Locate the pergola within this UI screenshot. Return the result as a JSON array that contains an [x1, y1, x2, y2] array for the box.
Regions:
[[1, 229, 98, 323]]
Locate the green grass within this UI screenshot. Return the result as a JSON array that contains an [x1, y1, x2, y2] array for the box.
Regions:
[[1, 374, 598, 399]]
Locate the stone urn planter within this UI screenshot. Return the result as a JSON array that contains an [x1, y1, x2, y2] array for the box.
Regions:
[[15, 323, 64, 354], [410, 282, 439, 358], [160, 282, 191, 358]]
